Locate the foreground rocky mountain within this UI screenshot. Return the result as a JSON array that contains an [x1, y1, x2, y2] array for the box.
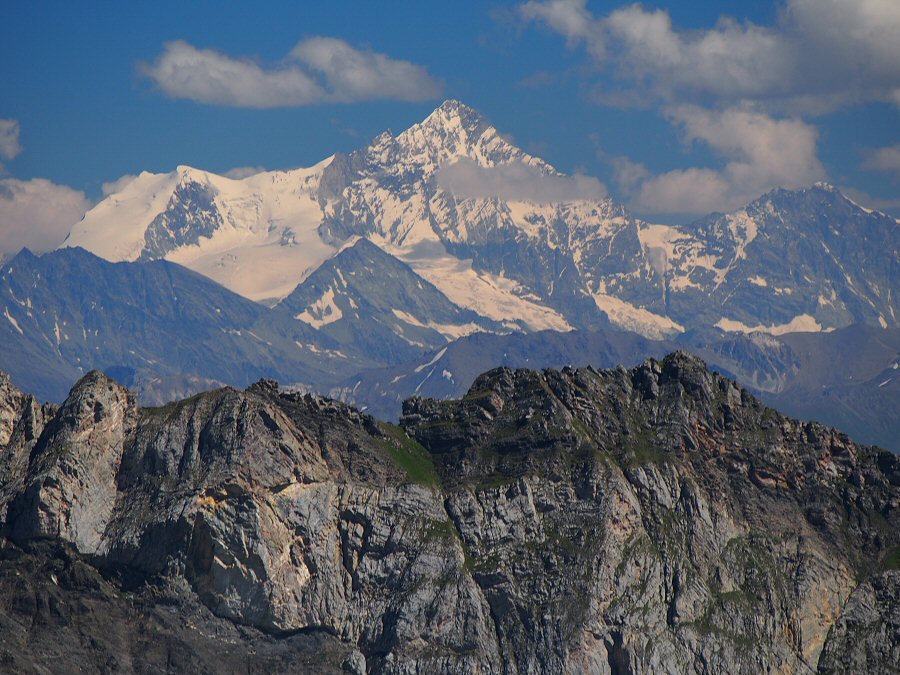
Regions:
[[335, 324, 900, 452], [0, 354, 897, 673]]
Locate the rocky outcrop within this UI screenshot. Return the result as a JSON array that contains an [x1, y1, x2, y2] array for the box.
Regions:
[[10, 371, 136, 552], [0, 538, 357, 674], [817, 571, 900, 673], [0, 372, 55, 521], [0, 353, 898, 673]]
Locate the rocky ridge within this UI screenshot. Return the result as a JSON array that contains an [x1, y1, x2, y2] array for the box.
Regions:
[[0, 354, 898, 673]]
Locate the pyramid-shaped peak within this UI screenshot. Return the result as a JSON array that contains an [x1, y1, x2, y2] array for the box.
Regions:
[[415, 100, 494, 137], [371, 99, 552, 177], [436, 99, 484, 118]]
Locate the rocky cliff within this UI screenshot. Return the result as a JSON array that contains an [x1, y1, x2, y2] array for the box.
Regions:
[[0, 353, 897, 673]]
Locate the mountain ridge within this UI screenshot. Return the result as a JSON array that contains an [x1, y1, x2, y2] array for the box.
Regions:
[[60, 100, 899, 340], [0, 246, 365, 403]]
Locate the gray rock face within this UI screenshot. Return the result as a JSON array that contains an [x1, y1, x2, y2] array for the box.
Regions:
[[0, 355, 898, 673], [140, 176, 223, 260], [402, 353, 900, 672], [817, 571, 900, 674], [0, 538, 358, 674], [0, 372, 55, 520], [10, 371, 137, 552]]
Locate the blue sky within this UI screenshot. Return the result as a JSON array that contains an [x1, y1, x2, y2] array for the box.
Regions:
[[1, 0, 898, 252]]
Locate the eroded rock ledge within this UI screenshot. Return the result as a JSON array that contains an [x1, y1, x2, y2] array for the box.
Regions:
[[0, 353, 897, 674]]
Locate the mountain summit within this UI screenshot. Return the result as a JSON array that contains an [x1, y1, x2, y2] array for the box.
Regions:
[[59, 102, 899, 339], [404, 99, 498, 157]]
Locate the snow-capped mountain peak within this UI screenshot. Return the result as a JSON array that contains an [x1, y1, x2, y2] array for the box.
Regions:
[[335, 100, 551, 208], [405, 100, 494, 153], [58, 102, 898, 342], [65, 159, 337, 303]]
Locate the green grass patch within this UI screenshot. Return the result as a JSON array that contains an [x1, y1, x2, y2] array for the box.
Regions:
[[462, 389, 494, 403], [882, 546, 900, 571], [717, 589, 751, 606], [474, 473, 518, 492], [569, 415, 595, 444], [377, 422, 441, 487], [421, 518, 458, 542], [141, 391, 207, 422]]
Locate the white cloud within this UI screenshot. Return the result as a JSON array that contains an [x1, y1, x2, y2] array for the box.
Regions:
[[291, 37, 443, 102], [0, 178, 91, 256], [0, 119, 22, 161], [862, 144, 900, 173], [140, 40, 326, 108], [223, 166, 267, 180], [437, 157, 607, 203], [101, 174, 139, 196], [142, 38, 442, 108], [521, 0, 598, 53], [615, 106, 826, 214], [521, 0, 900, 111]]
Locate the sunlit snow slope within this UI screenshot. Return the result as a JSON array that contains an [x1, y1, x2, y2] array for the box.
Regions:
[[62, 101, 899, 338]]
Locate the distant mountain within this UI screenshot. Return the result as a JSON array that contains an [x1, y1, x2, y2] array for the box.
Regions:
[[64, 161, 335, 304], [63, 100, 898, 340], [273, 237, 501, 364], [0, 247, 363, 403], [310, 100, 670, 335], [650, 184, 900, 331], [335, 324, 900, 451]]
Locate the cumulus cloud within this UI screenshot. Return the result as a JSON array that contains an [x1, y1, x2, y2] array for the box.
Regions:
[[140, 41, 325, 107], [862, 144, 900, 174], [437, 158, 607, 203], [0, 119, 22, 161], [0, 178, 91, 256], [101, 174, 139, 196], [521, 0, 598, 53], [521, 0, 900, 112], [614, 106, 826, 214], [141, 38, 442, 108], [291, 37, 443, 102]]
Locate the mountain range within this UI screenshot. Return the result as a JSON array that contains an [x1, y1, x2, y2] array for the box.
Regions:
[[1, 100, 897, 451], [63, 100, 899, 339]]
